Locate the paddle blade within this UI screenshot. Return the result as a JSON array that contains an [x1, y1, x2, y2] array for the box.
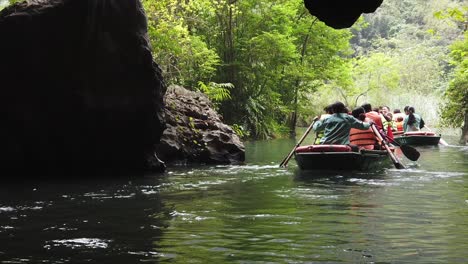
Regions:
[[400, 145, 420, 161], [439, 138, 449, 146], [394, 161, 406, 169]]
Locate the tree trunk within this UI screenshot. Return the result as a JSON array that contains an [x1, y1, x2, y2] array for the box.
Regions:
[[289, 19, 317, 136], [461, 111, 468, 145], [289, 84, 299, 136]]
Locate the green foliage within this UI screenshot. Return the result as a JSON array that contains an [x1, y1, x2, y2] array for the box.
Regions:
[[231, 124, 248, 138], [441, 31, 468, 128], [341, 0, 466, 126], [197, 81, 232, 103], [434, 7, 467, 22], [142, 0, 220, 88], [350, 52, 400, 103], [0, 0, 20, 10], [7, 0, 21, 5], [141, 0, 466, 138]]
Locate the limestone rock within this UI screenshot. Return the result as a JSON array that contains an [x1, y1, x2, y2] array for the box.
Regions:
[[156, 86, 245, 165]]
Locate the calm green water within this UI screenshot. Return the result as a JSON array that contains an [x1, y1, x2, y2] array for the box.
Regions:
[[1, 136, 467, 263]]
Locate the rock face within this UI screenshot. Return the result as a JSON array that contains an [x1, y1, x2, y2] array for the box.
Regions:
[[304, 0, 384, 29], [156, 86, 245, 165], [0, 0, 166, 174]]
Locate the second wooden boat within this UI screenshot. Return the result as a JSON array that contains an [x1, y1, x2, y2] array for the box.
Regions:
[[393, 131, 441, 146]]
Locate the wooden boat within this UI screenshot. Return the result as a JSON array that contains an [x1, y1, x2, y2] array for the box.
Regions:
[[393, 131, 441, 146], [294, 145, 390, 171]]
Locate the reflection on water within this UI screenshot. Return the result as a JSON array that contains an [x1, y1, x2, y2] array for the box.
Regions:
[[0, 136, 467, 263]]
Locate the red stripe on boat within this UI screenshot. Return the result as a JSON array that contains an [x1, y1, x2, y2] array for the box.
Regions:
[[295, 145, 352, 153], [404, 131, 436, 136]]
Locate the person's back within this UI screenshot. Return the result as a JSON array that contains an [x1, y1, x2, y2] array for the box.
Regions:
[[403, 106, 421, 132], [349, 107, 378, 150], [361, 103, 383, 129], [313, 102, 371, 145], [366, 111, 383, 128]]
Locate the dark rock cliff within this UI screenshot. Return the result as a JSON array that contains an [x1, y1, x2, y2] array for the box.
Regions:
[[0, 0, 166, 174], [156, 86, 245, 165]]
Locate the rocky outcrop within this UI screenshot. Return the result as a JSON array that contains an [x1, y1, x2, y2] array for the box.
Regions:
[[156, 86, 245, 165], [304, 0, 384, 29], [0, 0, 166, 174]]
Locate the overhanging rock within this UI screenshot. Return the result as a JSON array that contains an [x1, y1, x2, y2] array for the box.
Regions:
[[0, 0, 166, 174], [304, 0, 384, 29]]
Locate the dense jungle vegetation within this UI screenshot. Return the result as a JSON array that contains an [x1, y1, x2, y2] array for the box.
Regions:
[[1, 0, 466, 141], [142, 0, 467, 140]]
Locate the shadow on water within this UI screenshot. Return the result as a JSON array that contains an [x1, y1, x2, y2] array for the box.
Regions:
[[0, 174, 173, 264]]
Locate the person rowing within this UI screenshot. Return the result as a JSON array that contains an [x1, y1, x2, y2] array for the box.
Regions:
[[313, 101, 373, 146], [313, 104, 333, 144]]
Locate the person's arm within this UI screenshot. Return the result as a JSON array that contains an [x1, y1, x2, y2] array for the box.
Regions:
[[313, 119, 325, 132], [348, 116, 371, 130]]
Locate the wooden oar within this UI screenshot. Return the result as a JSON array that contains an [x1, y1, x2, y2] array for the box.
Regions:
[[424, 126, 449, 146], [383, 133, 420, 161], [371, 124, 406, 169], [279, 118, 318, 168]]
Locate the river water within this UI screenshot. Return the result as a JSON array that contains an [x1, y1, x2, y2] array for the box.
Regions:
[[1, 136, 467, 263]]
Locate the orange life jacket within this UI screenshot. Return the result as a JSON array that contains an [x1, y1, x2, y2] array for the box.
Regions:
[[393, 113, 405, 122], [349, 128, 378, 146], [365, 111, 383, 129], [395, 121, 404, 131]]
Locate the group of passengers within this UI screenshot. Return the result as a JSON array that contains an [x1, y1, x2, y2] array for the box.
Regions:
[[313, 101, 425, 150]]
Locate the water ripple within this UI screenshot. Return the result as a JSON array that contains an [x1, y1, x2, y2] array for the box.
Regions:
[[0, 206, 15, 212], [44, 238, 111, 249], [170, 211, 214, 222]]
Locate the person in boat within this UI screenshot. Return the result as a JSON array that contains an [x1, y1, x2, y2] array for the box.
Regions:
[[395, 116, 404, 132], [380, 106, 394, 129], [403, 106, 410, 116], [361, 103, 383, 129], [404, 106, 425, 129], [349, 107, 379, 150], [393, 109, 405, 120], [403, 106, 422, 132], [313, 101, 372, 145], [314, 104, 333, 144], [393, 109, 405, 132], [380, 105, 395, 140]]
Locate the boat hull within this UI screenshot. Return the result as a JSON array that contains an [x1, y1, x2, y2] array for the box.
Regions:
[[393, 135, 441, 146], [294, 150, 390, 171]]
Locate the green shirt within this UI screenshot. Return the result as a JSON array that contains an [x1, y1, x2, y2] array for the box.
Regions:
[[313, 113, 371, 145], [313, 114, 332, 144], [403, 113, 422, 132]]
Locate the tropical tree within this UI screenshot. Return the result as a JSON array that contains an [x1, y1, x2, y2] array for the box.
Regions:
[[441, 31, 468, 144], [143, 0, 220, 88]]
